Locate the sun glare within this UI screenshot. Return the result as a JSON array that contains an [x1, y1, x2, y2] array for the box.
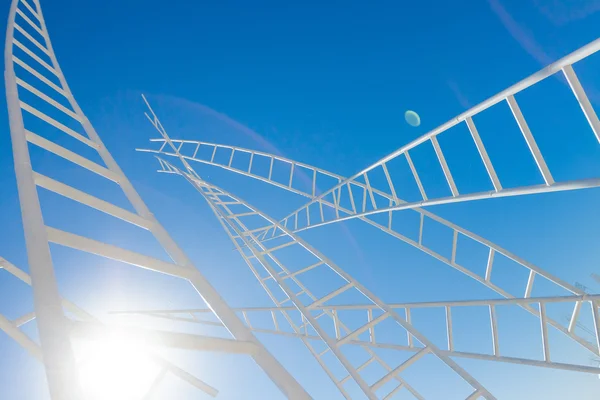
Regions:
[[76, 333, 161, 400]]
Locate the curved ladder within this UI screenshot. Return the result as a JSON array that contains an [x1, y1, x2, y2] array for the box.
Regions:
[[115, 294, 600, 376], [149, 147, 496, 400], [137, 125, 596, 360], [4, 0, 310, 398], [274, 39, 600, 228]]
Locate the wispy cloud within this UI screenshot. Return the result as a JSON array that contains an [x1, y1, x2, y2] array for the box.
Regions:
[[533, 0, 600, 26], [446, 80, 472, 110], [487, 0, 553, 66], [487, 0, 600, 104]]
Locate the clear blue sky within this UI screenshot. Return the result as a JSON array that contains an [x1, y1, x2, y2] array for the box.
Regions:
[[1, 0, 600, 399]]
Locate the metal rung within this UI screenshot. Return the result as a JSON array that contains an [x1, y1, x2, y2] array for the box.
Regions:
[[309, 283, 353, 309], [262, 241, 295, 254], [318, 348, 329, 357], [466, 389, 483, 400], [490, 305, 499, 356], [431, 136, 458, 196], [46, 227, 191, 278], [15, 8, 43, 36], [13, 39, 56, 75], [14, 23, 48, 55], [485, 249, 494, 281], [568, 302, 582, 333], [371, 348, 430, 391], [406, 151, 427, 200], [283, 261, 324, 280], [33, 172, 152, 229], [539, 302, 550, 362], [0, 314, 42, 360], [507, 95, 554, 185], [13, 56, 65, 96], [524, 271, 535, 298], [591, 301, 600, 353], [25, 131, 120, 182], [363, 173, 377, 210], [338, 313, 389, 346], [466, 116, 501, 191], [13, 312, 36, 328], [563, 65, 600, 143], [382, 383, 404, 400], [20, 102, 96, 147], [17, 78, 80, 121], [228, 211, 257, 219], [357, 357, 376, 372], [20, 0, 40, 20], [381, 163, 398, 204]]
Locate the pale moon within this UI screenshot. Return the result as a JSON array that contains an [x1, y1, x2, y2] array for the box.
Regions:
[[405, 110, 420, 127]]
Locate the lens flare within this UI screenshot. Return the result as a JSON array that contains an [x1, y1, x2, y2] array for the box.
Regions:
[[76, 333, 160, 400]]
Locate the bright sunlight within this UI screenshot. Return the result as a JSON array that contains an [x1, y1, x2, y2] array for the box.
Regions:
[[75, 333, 161, 400]]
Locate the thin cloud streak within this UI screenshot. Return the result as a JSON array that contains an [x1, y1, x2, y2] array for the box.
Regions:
[[487, 0, 553, 66], [447, 80, 472, 110], [533, 0, 600, 26], [487, 0, 600, 104]]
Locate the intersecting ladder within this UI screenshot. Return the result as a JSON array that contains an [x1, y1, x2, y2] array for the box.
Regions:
[[138, 137, 596, 362], [273, 39, 600, 228], [152, 156, 496, 400]]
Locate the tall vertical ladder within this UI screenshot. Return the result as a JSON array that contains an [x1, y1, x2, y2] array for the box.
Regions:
[[4, 0, 311, 398]]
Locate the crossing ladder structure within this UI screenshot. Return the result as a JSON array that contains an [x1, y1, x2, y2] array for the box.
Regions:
[[2, 0, 600, 399]]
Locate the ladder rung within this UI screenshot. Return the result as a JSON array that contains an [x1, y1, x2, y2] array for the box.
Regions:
[[431, 136, 458, 196], [228, 211, 257, 219], [13, 38, 56, 75], [17, 78, 80, 121], [16, 8, 43, 36], [563, 65, 600, 144], [466, 116, 502, 191], [45, 227, 190, 278], [21, 102, 95, 148], [405, 151, 427, 200], [382, 383, 404, 400], [317, 347, 329, 357], [20, 0, 40, 20], [13, 56, 65, 96], [33, 172, 152, 229], [25, 130, 120, 183], [283, 261, 324, 280], [506, 95, 554, 186], [568, 301, 582, 333], [338, 313, 389, 346], [357, 356, 376, 372], [466, 389, 483, 400], [371, 348, 430, 391], [14, 23, 48, 55], [309, 282, 353, 309], [262, 241, 295, 254], [13, 312, 36, 328]]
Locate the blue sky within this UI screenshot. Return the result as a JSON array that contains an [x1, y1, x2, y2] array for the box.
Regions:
[[1, 0, 600, 399]]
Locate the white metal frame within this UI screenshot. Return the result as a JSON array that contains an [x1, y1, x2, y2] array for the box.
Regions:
[[4, 1, 310, 398], [242, 39, 600, 225], [117, 293, 600, 376], [0, 257, 224, 397], [142, 132, 496, 400], [138, 139, 596, 358], [136, 43, 600, 394]]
